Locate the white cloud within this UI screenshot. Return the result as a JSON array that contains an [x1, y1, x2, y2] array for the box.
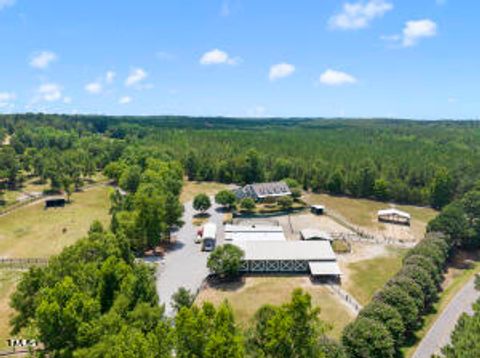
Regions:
[[37, 83, 62, 102], [402, 19, 437, 47], [200, 49, 237, 65], [0, 0, 15, 11], [85, 82, 103, 94], [0, 92, 16, 108], [329, 0, 393, 30], [269, 63, 295, 81], [105, 70, 116, 84], [30, 51, 57, 69], [248, 105, 267, 117], [319, 69, 357, 86], [125, 68, 147, 87], [63, 96, 72, 104], [118, 96, 132, 105]]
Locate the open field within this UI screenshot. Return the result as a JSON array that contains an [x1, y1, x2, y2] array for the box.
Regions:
[[340, 244, 407, 305], [0, 186, 111, 258], [195, 276, 355, 339], [0, 269, 24, 350], [180, 181, 231, 203], [404, 251, 480, 357], [305, 193, 438, 242]]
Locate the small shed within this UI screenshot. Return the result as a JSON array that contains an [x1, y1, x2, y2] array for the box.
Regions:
[[300, 229, 333, 242], [310, 205, 325, 215], [378, 208, 411, 226], [45, 196, 66, 208]]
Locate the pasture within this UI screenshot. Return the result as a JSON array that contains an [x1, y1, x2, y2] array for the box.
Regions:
[[195, 276, 355, 339]]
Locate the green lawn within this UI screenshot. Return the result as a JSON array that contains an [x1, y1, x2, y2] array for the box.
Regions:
[[195, 276, 355, 339], [0, 186, 112, 258], [344, 247, 407, 305], [0, 269, 24, 350]]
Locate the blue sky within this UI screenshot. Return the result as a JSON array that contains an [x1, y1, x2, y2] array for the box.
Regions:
[[0, 0, 478, 119]]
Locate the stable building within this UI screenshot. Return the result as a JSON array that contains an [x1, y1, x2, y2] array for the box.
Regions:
[[234, 240, 341, 278], [224, 224, 286, 242], [234, 181, 291, 201], [378, 208, 411, 226]]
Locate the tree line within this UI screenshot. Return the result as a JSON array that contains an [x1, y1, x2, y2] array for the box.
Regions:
[[341, 184, 480, 357]]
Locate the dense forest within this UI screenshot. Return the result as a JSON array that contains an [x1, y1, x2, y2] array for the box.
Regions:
[[3, 114, 480, 209], [3, 114, 480, 357]]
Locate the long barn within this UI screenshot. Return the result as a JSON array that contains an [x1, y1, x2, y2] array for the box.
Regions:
[[233, 240, 340, 277]]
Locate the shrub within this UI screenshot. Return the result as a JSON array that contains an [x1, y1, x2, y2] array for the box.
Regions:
[[374, 286, 419, 332], [342, 317, 395, 358], [215, 190, 236, 209], [193, 193, 211, 213], [240, 198, 256, 212], [207, 244, 245, 279]]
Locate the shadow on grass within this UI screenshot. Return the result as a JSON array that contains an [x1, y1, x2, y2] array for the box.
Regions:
[[207, 275, 246, 291]]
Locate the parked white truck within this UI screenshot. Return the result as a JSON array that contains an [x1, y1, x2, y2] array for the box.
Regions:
[[201, 223, 217, 251]]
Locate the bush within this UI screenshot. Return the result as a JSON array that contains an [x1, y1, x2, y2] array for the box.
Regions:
[[374, 285, 419, 332], [207, 244, 245, 279], [277, 196, 293, 210], [193, 193, 211, 213], [342, 317, 395, 358], [400, 265, 438, 309], [403, 254, 442, 286], [386, 275, 425, 311], [240, 198, 256, 212], [171, 287, 195, 312], [359, 301, 405, 348], [215, 190, 236, 209]]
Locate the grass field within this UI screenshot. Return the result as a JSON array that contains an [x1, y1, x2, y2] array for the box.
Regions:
[[343, 247, 407, 305], [0, 269, 24, 350], [0, 186, 112, 258], [180, 181, 230, 203], [195, 276, 355, 339], [305, 193, 437, 240]]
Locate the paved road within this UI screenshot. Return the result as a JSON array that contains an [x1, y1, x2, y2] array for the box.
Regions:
[[413, 276, 480, 358], [156, 198, 224, 317]]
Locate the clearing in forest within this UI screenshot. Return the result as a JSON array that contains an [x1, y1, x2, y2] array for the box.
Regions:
[[0, 186, 111, 258], [180, 181, 231, 203]]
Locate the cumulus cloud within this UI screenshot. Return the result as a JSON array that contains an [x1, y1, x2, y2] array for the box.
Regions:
[[0, 92, 16, 108], [85, 82, 103, 94], [118, 96, 132, 105], [269, 63, 295, 81], [0, 0, 15, 11], [200, 49, 237, 65], [329, 0, 393, 30], [37, 83, 62, 102], [319, 69, 357, 86], [402, 19, 437, 47], [125, 68, 147, 87], [105, 70, 116, 84], [30, 51, 57, 69]]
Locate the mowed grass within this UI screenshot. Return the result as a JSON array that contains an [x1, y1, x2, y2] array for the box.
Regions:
[[180, 181, 230, 203], [344, 247, 407, 305], [195, 276, 355, 339], [0, 269, 24, 350], [0, 186, 111, 258], [305, 193, 438, 238]]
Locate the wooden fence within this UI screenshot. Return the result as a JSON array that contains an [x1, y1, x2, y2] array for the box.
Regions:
[[0, 258, 48, 269]]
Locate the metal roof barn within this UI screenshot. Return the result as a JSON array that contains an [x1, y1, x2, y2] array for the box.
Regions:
[[234, 240, 336, 261]]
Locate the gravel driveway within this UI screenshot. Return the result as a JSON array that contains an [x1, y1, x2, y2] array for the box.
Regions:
[[156, 198, 224, 317], [413, 275, 480, 358]]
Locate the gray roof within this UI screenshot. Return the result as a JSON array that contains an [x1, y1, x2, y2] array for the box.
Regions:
[[234, 240, 336, 261], [235, 181, 291, 199], [300, 229, 333, 241], [225, 224, 283, 233], [225, 224, 286, 241], [309, 261, 342, 276]]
